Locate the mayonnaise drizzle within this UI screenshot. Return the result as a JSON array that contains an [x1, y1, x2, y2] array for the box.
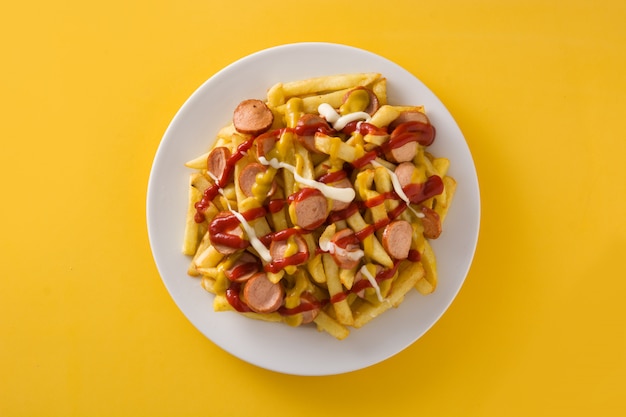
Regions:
[[318, 103, 371, 131], [258, 156, 355, 203], [208, 171, 273, 262], [359, 265, 384, 302], [370, 160, 424, 219]]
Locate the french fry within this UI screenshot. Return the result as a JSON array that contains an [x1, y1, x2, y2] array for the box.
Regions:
[[279, 73, 381, 98], [314, 133, 362, 163], [345, 211, 393, 268], [323, 254, 354, 326], [434, 176, 457, 223], [182, 174, 203, 256], [417, 240, 437, 294], [353, 261, 424, 328], [185, 152, 209, 170], [307, 253, 326, 284], [314, 310, 350, 340]]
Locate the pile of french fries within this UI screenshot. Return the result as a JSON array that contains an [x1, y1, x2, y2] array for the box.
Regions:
[[182, 73, 456, 339]]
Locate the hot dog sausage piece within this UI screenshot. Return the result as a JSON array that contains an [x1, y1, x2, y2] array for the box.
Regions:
[[209, 212, 248, 255], [381, 219, 413, 260], [269, 234, 309, 265], [238, 162, 276, 199], [384, 140, 417, 163], [329, 177, 354, 212], [207, 146, 231, 182], [342, 86, 380, 115], [241, 272, 284, 314], [224, 251, 260, 282], [255, 131, 277, 159], [394, 162, 417, 188], [388, 110, 430, 131], [291, 190, 328, 230], [233, 99, 274, 135], [420, 206, 442, 239], [295, 114, 328, 153], [298, 293, 321, 324], [330, 228, 361, 270]]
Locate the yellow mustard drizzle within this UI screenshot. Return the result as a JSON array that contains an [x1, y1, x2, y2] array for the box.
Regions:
[[339, 89, 370, 115], [284, 97, 303, 128], [328, 136, 344, 160], [213, 267, 230, 295], [251, 166, 277, 201], [283, 269, 310, 326]]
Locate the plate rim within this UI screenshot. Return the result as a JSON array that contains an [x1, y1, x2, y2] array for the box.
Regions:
[[147, 42, 480, 376]]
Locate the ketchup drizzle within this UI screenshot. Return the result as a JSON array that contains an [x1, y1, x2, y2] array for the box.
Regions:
[[225, 283, 251, 313]]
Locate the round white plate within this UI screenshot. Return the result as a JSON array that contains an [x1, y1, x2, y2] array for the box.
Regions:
[[147, 42, 480, 376]]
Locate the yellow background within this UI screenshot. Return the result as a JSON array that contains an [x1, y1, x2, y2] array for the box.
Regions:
[[1, 0, 625, 416]]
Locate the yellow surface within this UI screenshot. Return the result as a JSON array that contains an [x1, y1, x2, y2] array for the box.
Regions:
[[1, 1, 625, 416]]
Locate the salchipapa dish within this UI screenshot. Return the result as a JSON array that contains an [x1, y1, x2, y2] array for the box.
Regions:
[[182, 73, 456, 339]]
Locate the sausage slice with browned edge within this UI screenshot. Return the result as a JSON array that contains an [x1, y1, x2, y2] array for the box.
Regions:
[[384, 140, 417, 163], [207, 146, 231, 182], [291, 189, 328, 230], [224, 252, 259, 283], [330, 228, 361, 269], [342, 86, 380, 115], [255, 130, 278, 159], [269, 234, 310, 266], [420, 206, 442, 239], [295, 114, 328, 153], [381, 219, 413, 260], [233, 99, 274, 135], [388, 110, 430, 131], [298, 293, 321, 324], [238, 162, 276, 199], [328, 177, 354, 212], [241, 272, 284, 314], [394, 161, 417, 188], [209, 212, 248, 255]]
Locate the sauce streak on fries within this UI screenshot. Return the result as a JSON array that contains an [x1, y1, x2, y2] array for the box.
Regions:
[[182, 73, 457, 339]]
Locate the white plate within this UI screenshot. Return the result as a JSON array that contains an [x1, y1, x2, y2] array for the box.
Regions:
[[147, 42, 480, 376]]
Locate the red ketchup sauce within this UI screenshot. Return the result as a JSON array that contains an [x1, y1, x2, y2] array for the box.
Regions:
[[225, 282, 251, 313], [264, 251, 309, 274], [226, 262, 259, 282], [329, 261, 401, 304], [350, 121, 435, 169]]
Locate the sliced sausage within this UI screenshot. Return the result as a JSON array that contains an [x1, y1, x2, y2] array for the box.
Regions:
[[298, 293, 321, 324], [329, 177, 354, 212], [354, 265, 383, 298], [207, 146, 231, 182], [295, 114, 328, 153], [394, 162, 417, 188], [233, 99, 274, 135], [384, 140, 417, 163], [381, 219, 413, 260], [342, 86, 380, 115], [420, 206, 442, 239], [388, 110, 430, 131], [330, 228, 362, 269], [255, 130, 277, 159], [291, 189, 328, 230], [241, 272, 284, 313], [269, 234, 309, 265], [224, 252, 260, 282], [238, 162, 276, 199], [209, 212, 247, 255]]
